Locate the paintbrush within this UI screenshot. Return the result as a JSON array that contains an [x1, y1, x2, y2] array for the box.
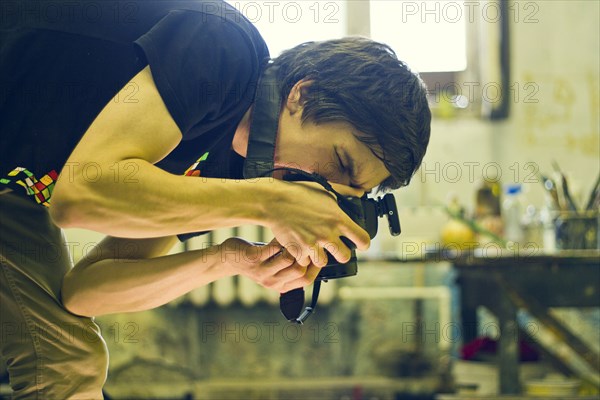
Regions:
[[539, 173, 561, 210], [585, 173, 600, 211], [551, 161, 579, 212]]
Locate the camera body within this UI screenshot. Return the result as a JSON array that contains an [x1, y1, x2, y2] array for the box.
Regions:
[[279, 187, 402, 323], [318, 193, 401, 281]]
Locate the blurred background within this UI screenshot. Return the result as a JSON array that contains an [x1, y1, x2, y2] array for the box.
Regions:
[[7, 1, 598, 399]]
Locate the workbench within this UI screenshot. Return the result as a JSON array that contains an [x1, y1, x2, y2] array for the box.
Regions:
[[450, 249, 600, 394]]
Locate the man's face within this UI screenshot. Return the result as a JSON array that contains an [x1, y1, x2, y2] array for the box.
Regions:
[[272, 79, 391, 194], [275, 114, 390, 194]]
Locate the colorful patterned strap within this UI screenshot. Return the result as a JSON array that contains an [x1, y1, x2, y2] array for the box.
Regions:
[[0, 167, 58, 207], [183, 151, 209, 177]]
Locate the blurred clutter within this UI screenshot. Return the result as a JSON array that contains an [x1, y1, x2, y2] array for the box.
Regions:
[[441, 164, 600, 252]]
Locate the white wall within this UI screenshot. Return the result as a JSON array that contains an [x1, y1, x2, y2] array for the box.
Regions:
[[397, 0, 599, 218]]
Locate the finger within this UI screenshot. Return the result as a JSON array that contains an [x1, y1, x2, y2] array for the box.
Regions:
[[267, 237, 281, 246], [325, 182, 371, 251], [262, 248, 296, 273], [282, 264, 322, 292], [240, 241, 279, 263], [295, 253, 311, 268], [273, 262, 308, 282], [305, 264, 322, 282], [309, 244, 328, 268], [283, 242, 311, 267], [322, 239, 352, 264], [339, 217, 371, 251], [257, 239, 285, 262]]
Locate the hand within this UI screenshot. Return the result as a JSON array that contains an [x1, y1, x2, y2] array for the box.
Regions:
[[219, 237, 322, 293], [265, 180, 370, 268]]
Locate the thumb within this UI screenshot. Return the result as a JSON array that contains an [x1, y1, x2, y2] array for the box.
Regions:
[[258, 238, 284, 261], [329, 182, 365, 198]]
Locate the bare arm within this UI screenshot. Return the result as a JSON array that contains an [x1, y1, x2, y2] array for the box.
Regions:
[[61, 236, 316, 317], [50, 66, 274, 237], [61, 235, 227, 316]]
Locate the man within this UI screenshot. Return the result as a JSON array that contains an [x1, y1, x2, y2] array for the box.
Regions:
[[0, 0, 431, 397]]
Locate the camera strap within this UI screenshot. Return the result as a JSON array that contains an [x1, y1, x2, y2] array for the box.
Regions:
[[295, 279, 321, 324], [243, 63, 282, 179], [279, 280, 322, 324]]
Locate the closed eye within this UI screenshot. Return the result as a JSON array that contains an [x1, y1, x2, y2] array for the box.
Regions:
[[337, 155, 363, 190], [335, 149, 346, 172], [335, 148, 356, 187]]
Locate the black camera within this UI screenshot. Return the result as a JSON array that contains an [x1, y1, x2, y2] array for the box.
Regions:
[[279, 170, 402, 323], [317, 192, 401, 280]]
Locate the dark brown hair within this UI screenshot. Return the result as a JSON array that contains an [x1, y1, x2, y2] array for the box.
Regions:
[[271, 37, 431, 191]]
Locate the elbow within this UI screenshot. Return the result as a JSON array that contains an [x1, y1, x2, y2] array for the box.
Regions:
[[60, 272, 96, 317], [49, 177, 95, 229], [49, 196, 76, 228], [49, 176, 80, 228]]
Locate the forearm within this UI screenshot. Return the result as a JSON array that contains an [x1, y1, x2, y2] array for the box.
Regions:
[[61, 244, 232, 317], [51, 158, 282, 237]]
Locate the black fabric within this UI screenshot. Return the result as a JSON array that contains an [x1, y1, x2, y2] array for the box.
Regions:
[[243, 63, 281, 179], [0, 0, 269, 179], [176, 141, 245, 242], [279, 288, 305, 321]]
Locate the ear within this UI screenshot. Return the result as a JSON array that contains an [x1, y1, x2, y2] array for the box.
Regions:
[[285, 79, 314, 115]]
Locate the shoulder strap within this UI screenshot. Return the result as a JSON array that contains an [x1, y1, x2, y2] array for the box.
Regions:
[[243, 64, 282, 179]]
